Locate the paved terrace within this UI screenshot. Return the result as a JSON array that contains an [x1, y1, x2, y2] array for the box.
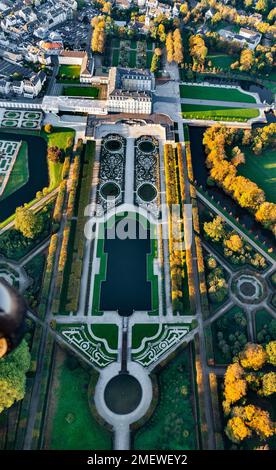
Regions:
[[86, 112, 175, 140]]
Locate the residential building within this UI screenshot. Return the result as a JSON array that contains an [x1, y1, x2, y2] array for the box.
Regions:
[[0, 79, 10, 95], [23, 70, 46, 98]]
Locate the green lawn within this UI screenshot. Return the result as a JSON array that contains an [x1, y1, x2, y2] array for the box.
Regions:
[[48, 161, 63, 190], [112, 37, 120, 48], [129, 50, 137, 68], [43, 127, 75, 151], [62, 86, 99, 98], [180, 85, 256, 103], [146, 51, 153, 69], [57, 65, 80, 80], [112, 49, 120, 66], [134, 348, 197, 450], [50, 357, 112, 450], [43, 127, 75, 189], [181, 104, 259, 121], [130, 39, 137, 49], [238, 148, 276, 203], [211, 306, 248, 365], [255, 309, 276, 345], [207, 53, 235, 70], [132, 324, 160, 349], [0, 141, 29, 201], [91, 324, 118, 349]]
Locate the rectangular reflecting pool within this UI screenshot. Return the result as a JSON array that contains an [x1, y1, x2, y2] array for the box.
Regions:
[[99, 218, 152, 316]]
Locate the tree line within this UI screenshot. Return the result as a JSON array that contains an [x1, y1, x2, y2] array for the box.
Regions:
[[203, 124, 276, 236]]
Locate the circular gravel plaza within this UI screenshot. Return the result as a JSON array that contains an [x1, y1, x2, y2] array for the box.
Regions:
[[232, 272, 266, 305], [4, 111, 20, 119], [137, 139, 156, 154], [137, 182, 157, 202], [104, 138, 123, 153], [104, 374, 142, 415], [100, 181, 121, 200]]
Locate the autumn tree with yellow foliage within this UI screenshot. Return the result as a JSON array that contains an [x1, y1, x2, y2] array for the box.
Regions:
[[223, 342, 276, 446], [91, 16, 106, 54], [239, 343, 267, 371], [165, 29, 184, 64]]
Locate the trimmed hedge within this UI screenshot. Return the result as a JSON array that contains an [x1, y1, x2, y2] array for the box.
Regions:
[[193, 335, 209, 449], [66, 141, 95, 312], [209, 372, 224, 450]]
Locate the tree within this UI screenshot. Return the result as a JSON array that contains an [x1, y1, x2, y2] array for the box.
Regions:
[[231, 405, 274, 440], [224, 234, 243, 253], [47, 146, 64, 163], [91, 16, 106, 54], [231, 146, 245, 166], [0, 340, 30, 414], [225, 416, 252, 443], [259, 372, 276, 396], [173, 29, 184, 64], [189, 35, 208, 65], [266, 341, 276, 366], [166, 31, 174, 63], [150, 51, 161, 73], [44, 124, 53, 134], [204, 216, 225, 242], [239, 49, 254, 71], [255, 0, 268, 12], [239, 343, 267, 370], [223, 363, 247, 410], [255, 202, 276, 227], [15, 206, 43, 239]]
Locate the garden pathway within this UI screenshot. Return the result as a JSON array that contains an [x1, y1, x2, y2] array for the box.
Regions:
[[180, 98, 268, 109], [197, 190, 275, 266]]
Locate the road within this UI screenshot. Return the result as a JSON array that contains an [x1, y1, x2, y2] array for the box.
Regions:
[[180, 97, 269, 109], [155, 94, 269, 110]]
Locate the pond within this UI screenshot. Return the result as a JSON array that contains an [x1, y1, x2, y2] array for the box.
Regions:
[[104, 373, 142, 415], [0, 132, 48, 223], [100, 218, 152, 316], [188, 126, 275, 247]]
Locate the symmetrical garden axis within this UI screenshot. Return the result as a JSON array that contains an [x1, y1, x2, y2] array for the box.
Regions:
[[0, 0, 275, 456]]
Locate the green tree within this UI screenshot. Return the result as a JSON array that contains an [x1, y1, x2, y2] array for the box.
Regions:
[[15, 206, 43, 239], [266, 341, 276, 366], [0, 340, 31, 414]]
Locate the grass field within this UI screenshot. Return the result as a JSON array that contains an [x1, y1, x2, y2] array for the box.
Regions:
[[129, 50, 137, 68], [146, 51, 153, 68], [91, 324, 118, 349], [206, 53, 235, 70], [43, 127, 75, 150], [48, 161, 63, 190], [211, 306, 248, 365], [112, 49, 119, 66], [57, 65, 80, 80], [62, 86, 99, 98], [238, 148, 276, 203], [49, 355, 112, 450], [132, 324, 160, 349], [0, 141, 29, 201], [134, 348, 197, 450], [180, 85, 256, 103], [43, 127, 75, 189], [181, 104, 259, 121]]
